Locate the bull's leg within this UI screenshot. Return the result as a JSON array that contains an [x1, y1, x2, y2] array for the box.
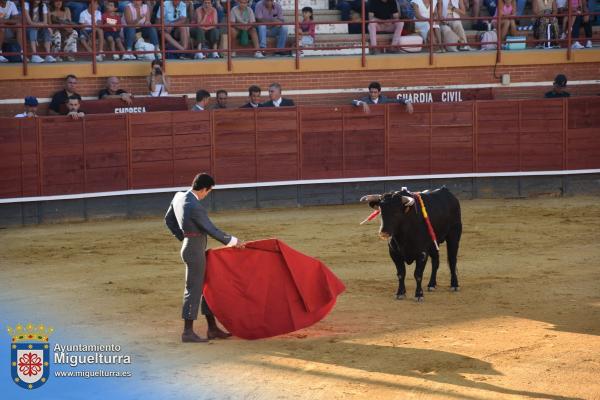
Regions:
[[447, 226, 461, 291], [414, 252, 427, 302], [389, 246, 406, 300], [427, 249, 440, 291]]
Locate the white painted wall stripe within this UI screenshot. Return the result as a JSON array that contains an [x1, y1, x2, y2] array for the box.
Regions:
[[1, 80, 599, 105], [1, 169, 598, 204]]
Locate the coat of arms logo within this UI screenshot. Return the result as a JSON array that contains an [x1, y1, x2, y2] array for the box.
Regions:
[[7, 323, 53, 390]]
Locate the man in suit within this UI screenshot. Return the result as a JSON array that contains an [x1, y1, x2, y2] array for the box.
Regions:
[[241, 85, 263, 108], [165, 173, 244, 343], [261, 82, 295, 107], [352, 81, 413, 114]]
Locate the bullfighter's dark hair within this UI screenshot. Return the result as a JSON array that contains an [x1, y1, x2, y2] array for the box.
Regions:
[[196, 89, 210, 102], [368, 82, 382, 91], [248, 85, 261, 95], [192, 173, 215, 190]]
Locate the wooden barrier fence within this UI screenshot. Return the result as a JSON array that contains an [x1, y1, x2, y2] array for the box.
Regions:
[[1, 97, 599, 200]]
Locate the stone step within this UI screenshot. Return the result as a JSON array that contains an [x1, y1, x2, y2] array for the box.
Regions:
[[280, 0, 329, 11], [302, 48, 369, 55], [283, 9, 340, 23]]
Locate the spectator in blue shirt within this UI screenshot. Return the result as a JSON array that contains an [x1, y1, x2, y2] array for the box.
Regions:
[[157, 0, 190, 55]]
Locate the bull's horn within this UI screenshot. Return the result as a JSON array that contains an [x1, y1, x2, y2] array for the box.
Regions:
[[402, 196, 415, 206], [360, 194, 382, 202]]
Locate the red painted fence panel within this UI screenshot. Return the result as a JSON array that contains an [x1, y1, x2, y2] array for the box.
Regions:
[[0, 97, 599, 200]]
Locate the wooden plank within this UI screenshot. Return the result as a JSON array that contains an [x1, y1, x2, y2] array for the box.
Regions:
[[132, 149, 173, 163], [131, 160, 173, 188], [86, 152, 128, 169]]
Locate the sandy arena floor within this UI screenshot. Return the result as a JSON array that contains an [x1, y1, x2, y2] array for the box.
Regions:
[[1, 196, 600, 399]]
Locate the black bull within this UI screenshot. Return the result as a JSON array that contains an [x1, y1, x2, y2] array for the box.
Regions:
[[361, 187, 462, 301]]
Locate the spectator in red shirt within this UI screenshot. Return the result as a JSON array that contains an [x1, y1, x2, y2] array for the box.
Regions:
[[102, 1, 125, 60]]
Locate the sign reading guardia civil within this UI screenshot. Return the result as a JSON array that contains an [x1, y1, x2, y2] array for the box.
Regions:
[[7, 323, 53, 390]]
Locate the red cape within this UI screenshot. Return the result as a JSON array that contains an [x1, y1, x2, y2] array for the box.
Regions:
[[204, 239, 345, 340]]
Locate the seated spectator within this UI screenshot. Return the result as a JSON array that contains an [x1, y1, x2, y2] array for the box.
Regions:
[[295, 6, 314, 57], [102, 1, 126, 60], [352, 81, 413, 113], [532, 0, 558, 49], [24, 0, 56, 63], [544, 74, 570, 97], [241, 85, 262, 108], [98, 76, 133, 104], [123, 0, 160, 60], [49, 0, 78, 62], [0, 0, 21, 63], [78, 0, 105, 62], [192, 89, 210, 111], [48, 74, 80, 114], [65, 1, 88, 23], [440, 0, 472, 51], [211, 89, 228, 109], [230, 0, 263, 58], [570, 0, 593, 49], [412, 0, 443, 51], [492, 0, 517, 42], [557, 0, 568, 39], [15, 96, 39, 118], [471, 0, 497, 30], [66, 94, 85, 119], [255, 0, 288, 55], [147, 60, 170, 96], [157, 0, 190, 57], [367, 0, 403, 54], [262, 83, 294, 107], [335, 0, 363, 34], [192, 0, 221, 59]]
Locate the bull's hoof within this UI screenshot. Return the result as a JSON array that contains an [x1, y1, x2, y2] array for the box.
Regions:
[[415, 296, 425, 302], [450, 286, 460, 292], [396, 294, 406, 300], [427, 286, 436, 292]]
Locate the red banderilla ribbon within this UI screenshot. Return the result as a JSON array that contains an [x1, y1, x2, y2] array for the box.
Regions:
[[414, 193, 439, 250], [360, 209, 380, 225]]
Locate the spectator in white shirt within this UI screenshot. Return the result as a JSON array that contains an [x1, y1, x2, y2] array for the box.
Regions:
[[78, 0, 105, 61], [24, 0, 55, 63]]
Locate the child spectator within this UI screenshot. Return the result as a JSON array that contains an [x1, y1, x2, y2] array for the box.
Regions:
[[79, 0, 105, 61], [296, 6, 314, 57], [102, 1, 125, 60], [570, 0, 593, 49], [544, 74, 570, 97], [15, 96, 39, 118]]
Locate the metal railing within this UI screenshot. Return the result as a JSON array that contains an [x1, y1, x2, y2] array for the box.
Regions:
[[0, 0, 597, 75]]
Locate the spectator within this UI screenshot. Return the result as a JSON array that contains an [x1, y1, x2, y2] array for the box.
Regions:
[[48, 74, 80, 114], [493, 0, 518, 42], [544, 74, 570, 97], [255, 0, 288, 55], [15, 96, 39, 118], [192, 0, 221, 59], [335, 0, 363, 34], [24, 0, 56, 63], [262, 83, 295, 107], [157, 0, 190, 57], [101, 1, 125, 60], [49, 0, 78, 62], [295, 6, 315, 57], [557, 0, 568, 39], [368, 0, 404, 54], [471, 0, 497, 29], [65, 1, 88, 23], [351, 81, 413, 114], [66, 94, 85, 119], [98, 76, 133, 104], [440, 0, 472, 51], [79, 0, 105, 62], [123, 0, 160, 60], [412, 0, 443, 51], [230, 0, 263, 58], [210, 89, 228, 109], [241, 85, 262, 108], [532, 0, 558, 49], [570, 0, 593, 49], [0, 0, 21, 63], [192, 89, 210, 111], [147, 59, 170, 96]]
